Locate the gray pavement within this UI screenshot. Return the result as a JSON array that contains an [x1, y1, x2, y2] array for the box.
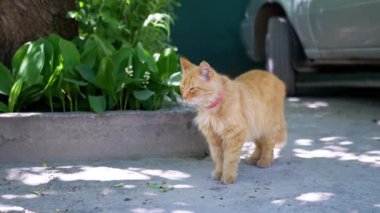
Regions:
[[1, 97, 380, 213]]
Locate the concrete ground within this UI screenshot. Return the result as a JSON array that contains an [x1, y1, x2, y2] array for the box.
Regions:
[[0, 96, 380, 213]]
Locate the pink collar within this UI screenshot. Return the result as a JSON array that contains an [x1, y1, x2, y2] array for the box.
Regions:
[[205, 91, 224, 109]]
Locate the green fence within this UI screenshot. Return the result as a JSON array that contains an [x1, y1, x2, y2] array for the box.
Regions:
[[172, 0, 261, 77]]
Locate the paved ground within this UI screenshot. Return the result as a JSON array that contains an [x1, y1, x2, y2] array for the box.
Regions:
[[0, 96, 380, 213]]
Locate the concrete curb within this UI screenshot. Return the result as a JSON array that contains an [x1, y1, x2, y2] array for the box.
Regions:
[[0, 107, 208, 163]]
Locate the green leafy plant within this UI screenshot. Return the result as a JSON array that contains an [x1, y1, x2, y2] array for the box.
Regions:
[[0, 0, 181, 113], [69, 0, 179, 53], [0, 34, 180, 113]]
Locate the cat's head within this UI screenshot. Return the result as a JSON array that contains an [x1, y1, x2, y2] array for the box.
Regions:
[[180, 58, 221, 106]]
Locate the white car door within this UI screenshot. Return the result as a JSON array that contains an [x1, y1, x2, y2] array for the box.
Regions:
[[308, 0, 380, 60]]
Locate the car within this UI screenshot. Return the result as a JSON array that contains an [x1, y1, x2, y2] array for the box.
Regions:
[[241, 0, 380, 95]]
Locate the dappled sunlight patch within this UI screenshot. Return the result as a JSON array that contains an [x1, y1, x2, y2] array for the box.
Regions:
[[144, 192, 158, 197], [374, 204, 380, 208], [0, 204, 35, 212], [319, 136, 345, 142], [140, 170, 190, 180], [5, 165, 191, 186], [339, 153, 358, 161], [357, 153, 380, 164], [270, 199, 286, 206], [172, 184, 194, 189], [295, 192, 334, 203], [339, 141, 354, 146], [287, 98, 330, 110], [1, 194, 39, 200], [287, 97, 300, 102], [172, 210, 194, 213], [240, 142, 281, 160], [131, 208, 165, 213], [122, 184, 136, 189], [293, 137, 380, 166], [240, 142, 255, 159], [58, 166, 150, 182], [295, 139, 313, 146], [303, 101, 329, 109], [324, 145, 349, 152], [100, 188, 115, 196], [293, 149, 337, 159], [173, 202, 191, 207]]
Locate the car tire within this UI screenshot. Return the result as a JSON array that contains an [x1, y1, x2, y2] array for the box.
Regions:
[[265, 17, 298, 96]]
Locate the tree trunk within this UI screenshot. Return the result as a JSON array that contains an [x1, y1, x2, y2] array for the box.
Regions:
[[0, 0, 77, 67]]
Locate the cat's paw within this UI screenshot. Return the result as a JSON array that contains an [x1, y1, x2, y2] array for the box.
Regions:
[[245, 157, 259, 165], [256, 158, 273, 168], [221, 174, 237, 184], [211, 170, 222, 180]]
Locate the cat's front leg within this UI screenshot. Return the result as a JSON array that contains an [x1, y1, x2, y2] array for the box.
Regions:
[[221, 129, 247, 184], [204, 131, 223, 180]]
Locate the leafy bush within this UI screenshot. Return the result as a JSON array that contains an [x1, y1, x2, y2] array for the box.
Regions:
[[0, 0, 181, 113], [70, 0, 179, 53]]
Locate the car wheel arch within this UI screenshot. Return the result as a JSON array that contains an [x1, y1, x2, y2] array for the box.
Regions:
[[254, 3, 288, 61]]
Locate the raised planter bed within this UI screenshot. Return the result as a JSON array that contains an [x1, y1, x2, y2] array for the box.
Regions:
[[0, 108, 208, 163]]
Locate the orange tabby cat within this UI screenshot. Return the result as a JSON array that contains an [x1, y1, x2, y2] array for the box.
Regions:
[[180, 58, 287, 184]]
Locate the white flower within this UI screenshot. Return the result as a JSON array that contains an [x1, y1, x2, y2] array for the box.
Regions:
[[143, 71, 150, 85], [125, 66, 133, 77]]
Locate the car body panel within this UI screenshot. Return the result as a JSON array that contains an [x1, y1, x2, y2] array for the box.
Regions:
[[308, 0, 380, 59], [241, 0, 380, 62]]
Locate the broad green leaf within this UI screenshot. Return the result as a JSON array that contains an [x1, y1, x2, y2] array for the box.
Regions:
[[11, 43, 29, 76], [47, 34, 62, 69], [111, 47, 132, 85], [80, 44, 97, 69], [103, 0, 119, 8], [40, 38, 54, 84], [18, 85, 44, 108], [64, 78, 88, 86], [96, 57, 115, 91], [108, 95, 117, 109], [15, 42, 44, 86], [76, 64, 96, 85], [0, 102, 8, 112], [133, 89, 154, 101], [0, 63, 14, 95], [8, 79, 23, 112], [100, 12, 120, 30], [88, 95, 106, 114], [91, 34, 115, 57], [43, 64, 63, 91], [136, 43, 158, 72], [157, 48, 178, 80], [132, 54, 146, 79], [124, 77, 141, 86], [59, 38, 80, 70]]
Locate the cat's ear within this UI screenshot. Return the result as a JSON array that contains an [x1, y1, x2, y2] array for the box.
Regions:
[[199, 61, 213, 81], [180, 58, 195, 73]]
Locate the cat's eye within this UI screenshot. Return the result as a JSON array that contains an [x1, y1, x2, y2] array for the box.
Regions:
[[189, 87, 196, 92]]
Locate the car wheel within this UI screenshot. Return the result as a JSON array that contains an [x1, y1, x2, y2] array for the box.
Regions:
[[265, 17, 298, 96]]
